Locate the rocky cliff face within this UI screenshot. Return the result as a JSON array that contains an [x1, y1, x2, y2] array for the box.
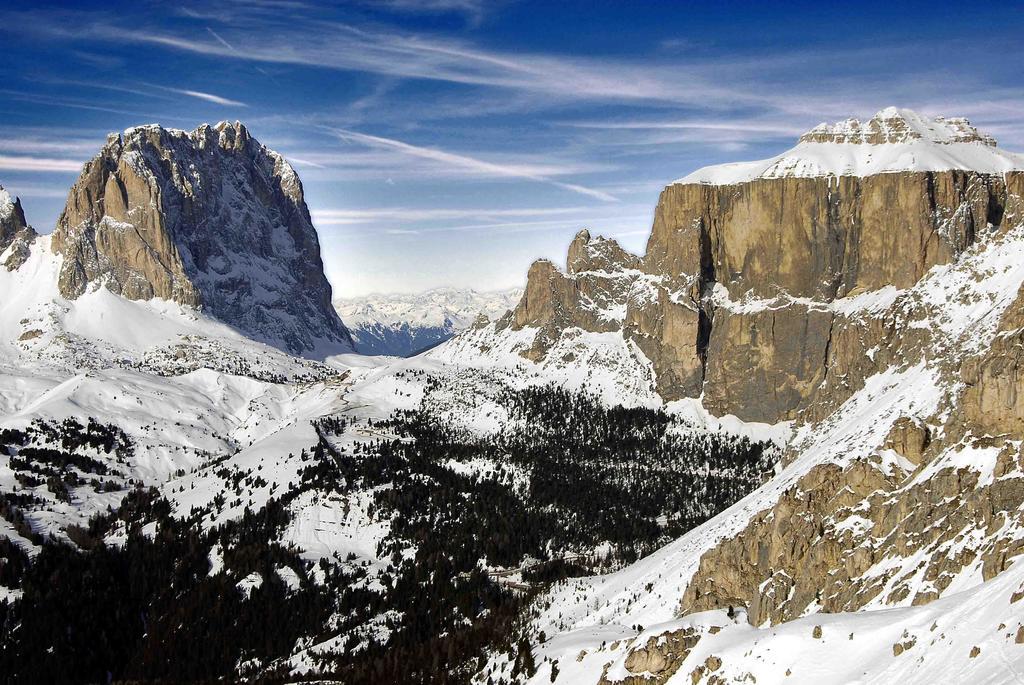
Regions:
[[50, 121, 353, 356], [497, 230, 643, 361], [506, 110, 1024, 685], [474, 108, 1024, 423], [648, 169, 1016, 422], [0, 186, 36, 271], [678, 227, 1024, 625]]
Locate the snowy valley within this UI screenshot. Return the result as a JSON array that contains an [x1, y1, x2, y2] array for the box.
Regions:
[[1, 107, 1024, 685]]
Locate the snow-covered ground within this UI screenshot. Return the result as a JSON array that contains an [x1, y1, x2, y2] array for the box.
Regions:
[[519, 560, 1024, 685], [465, 206, 1024, 685]]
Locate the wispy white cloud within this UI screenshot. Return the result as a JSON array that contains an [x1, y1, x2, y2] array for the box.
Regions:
[[375, 0, 484, 12], [41, 77, 248, 109], [282, 155, 327, 169], [161, 87, 247, 107], [77, 19, 1012, 129], [18, 10, 1024, 152], [312, 206, 587, 225], [280, 144, 615, 184], [0, 136, 102, 156], [431, 213, 651, 235], [369, 0, 487, 22], [0, 155, 83, 172], [563, 119, 805, 135], [0, 182, 70, 199], [207, 27, 238, 52], [312, 204, 654, 238], [331, 127, 617, 201], [66, 20, 746, 109], [0, 88, 178, 121]]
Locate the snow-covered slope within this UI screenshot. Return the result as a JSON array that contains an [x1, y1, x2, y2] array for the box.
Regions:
[[678, 107, 1024, 184], [0, 233, 366, 541], [0, 236, 341, 383], [335, 287, 521, 356], [465, 183, 1024, 685], [434, 108, 1024, 684], [518, 560, 1024, 685]]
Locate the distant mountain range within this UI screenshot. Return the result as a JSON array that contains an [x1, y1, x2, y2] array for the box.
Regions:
[[334, 287, 522, 356]]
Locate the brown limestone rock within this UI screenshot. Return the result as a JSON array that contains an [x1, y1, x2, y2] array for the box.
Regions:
[[568, 228, 642, 275], [884, 418, 932, 466], [505, 111, 1023, 427], [645, 171, 1005, 302], [0, 186, 37, 271], [623, 284, 704, 400], [702, 303, 834, 422], [50, 122, 352, 355], [509, 231, 644, 360], [600, 628, 701, 685], [961, 283, 1024, 437]]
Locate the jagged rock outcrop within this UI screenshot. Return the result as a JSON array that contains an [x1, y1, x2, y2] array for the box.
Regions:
[[0, 186, 37, 271], [51, 121, 353, 356], [458, 110, 1024, 683], [498, 108, 1024, 422], [498, 230, 643, 361], [599, 628, 702, 685], [679, 422, 1024, 627]]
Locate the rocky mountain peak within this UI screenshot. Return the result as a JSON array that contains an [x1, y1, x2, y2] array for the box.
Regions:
[[566, 229, 642, 275], [0, 186, 24, 226], [0, 185, 37, 271], [462, 107, 1024, 423], [799, 106, 997, 146], [51, 122, 353, 357]]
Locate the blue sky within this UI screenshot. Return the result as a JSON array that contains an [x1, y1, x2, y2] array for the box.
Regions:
[[1, 0, 1022, 296]]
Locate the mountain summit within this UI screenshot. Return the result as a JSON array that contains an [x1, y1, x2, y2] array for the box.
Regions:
[[0, 185, 36, 271], [449, 109, 1024, 421], [680, 107, 1023, 184], [435, 107, 1024, 685], [799, 106, 998, 145], [3, 106, 1024, 683], [50, 121, 353, 356]]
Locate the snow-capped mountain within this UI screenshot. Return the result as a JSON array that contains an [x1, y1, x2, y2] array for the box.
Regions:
[[3, 109, 1024, 684], [334, 287, 522, 356], [451, 107, 1024, 421], [448, 107, 1024, 684], [679, 106, 1023, 184], [0, 127, 364, 540], [52, 121, 353, 357]]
